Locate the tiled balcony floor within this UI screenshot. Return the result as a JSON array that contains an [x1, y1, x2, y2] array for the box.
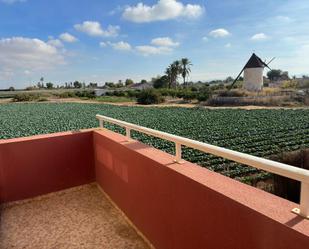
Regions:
[[0, 183, 150, 249]]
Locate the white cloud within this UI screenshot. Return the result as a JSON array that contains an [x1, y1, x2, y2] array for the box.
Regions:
[[0, 0, 25, 4], [99, 42, 107, 47], [108, 5, 124, 16], [224, 43, 231, 48], [135, 45, 172, 56], [209, 29, 230, 38], [122, 0, 204, 23], [74, 21, 119, 37], [275, 15, 292, 23], [108, 41, 132, 51], [151, 37, 179, 47], [59, 32, 77, 43], [101, 37, 179, 56], [0, 37, 65, 72], [101, 38, 176, 55], [251, 33, 269, 41], [47, 39, 63, 48], [202, 36, 208, 42]]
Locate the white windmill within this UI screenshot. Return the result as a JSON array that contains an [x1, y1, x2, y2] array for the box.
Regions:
[[230, 53, 275, 91]]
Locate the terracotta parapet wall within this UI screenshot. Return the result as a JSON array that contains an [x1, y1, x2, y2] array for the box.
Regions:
[[93, 129, 309, 249], [0, 130, 95, 202]]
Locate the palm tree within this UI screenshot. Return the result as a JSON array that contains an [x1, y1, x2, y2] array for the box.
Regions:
[[180, 58, 192, 87], [170, 60, 181, 88], [165, 66, 173, 88], [40, 77, 44, 88]]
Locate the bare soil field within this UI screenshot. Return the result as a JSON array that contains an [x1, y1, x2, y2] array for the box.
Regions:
[[1, 96, 308, 110]]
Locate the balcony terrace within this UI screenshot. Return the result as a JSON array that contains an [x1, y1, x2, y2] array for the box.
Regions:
[[0, 116, 309, 249], [1, 184, 149, 249]]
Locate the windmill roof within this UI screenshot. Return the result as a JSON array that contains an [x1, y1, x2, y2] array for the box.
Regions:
[[244, 53, 269, 69]]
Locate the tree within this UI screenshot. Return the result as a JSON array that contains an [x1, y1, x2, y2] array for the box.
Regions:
[[281, 71, 290, 80], [267, 69, 282, 81], [38, 77, 44, 88], [105, 82, 115, 88], [137, 89, 164, 105], [180, 58, 192, 87], [153, 75, 169, 89], [165, 67, 172, 88], [267, 69, 290, 81], [88, 82, 98, 88], [8, 86, 15, 91], [73, 81, 82, 88], [164, 61, 181, 88], [225, 76, 234, 83], [140, 79, 147, 84], [125, 79, 134, 86], [46, 82, 53, 89], [115, 80, 123, 88]]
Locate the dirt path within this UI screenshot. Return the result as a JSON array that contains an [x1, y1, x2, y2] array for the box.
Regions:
[[1, 97, 308, 110]]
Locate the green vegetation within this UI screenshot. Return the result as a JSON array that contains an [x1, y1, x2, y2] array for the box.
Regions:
[[165, 58, 192, 88], [137, 89, 165, 105], [267, 69, 289, 81], [125, 78, 134, 86], [10, 90, 96, 102], [0, 103, 308, 185], [13, 93, 40, 102], [96, 96, 134, 103]]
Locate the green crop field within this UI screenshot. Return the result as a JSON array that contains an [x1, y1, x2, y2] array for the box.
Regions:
[[1, 103, 308, 183]]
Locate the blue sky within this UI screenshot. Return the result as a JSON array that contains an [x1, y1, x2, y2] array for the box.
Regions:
[[0, 0, 309, 88]]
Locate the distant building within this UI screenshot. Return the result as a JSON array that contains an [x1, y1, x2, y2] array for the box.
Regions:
[[129, 82, 153, 90], [243, 53, 270, 91], [94, 89, 110, 96]]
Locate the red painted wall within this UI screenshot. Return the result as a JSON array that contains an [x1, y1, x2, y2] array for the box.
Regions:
[[0, 131, 95, 202], [93, 130, 309, 249]]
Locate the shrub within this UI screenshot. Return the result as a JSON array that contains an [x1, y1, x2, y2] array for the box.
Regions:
[[58, 92, 75, 98], [153, 76, 169, 89], [218, 90, 247, 97], [159, 88, 186, 98], [158, 88, 172, 97], [38, 97, 48, 102], [197, 93, 211, 102], [106, 90, 126, 97], [137, 89, 164, 105], [113, 90, 126, 97], [281, 80, 297, 89], [182, 91, 197, 101], [126, 90, 140, 98], [197, 86, 212, 102], [75, 90, 95, 99], [190, 86, 198, 92], [13, 93, 40, 102]]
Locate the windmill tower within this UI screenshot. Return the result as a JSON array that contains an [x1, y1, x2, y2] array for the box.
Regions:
[[230, 53, 272, 91], [243, 53, 270, 91]]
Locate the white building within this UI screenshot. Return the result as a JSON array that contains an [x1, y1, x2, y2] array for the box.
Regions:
[[243, 53, 269, 91]]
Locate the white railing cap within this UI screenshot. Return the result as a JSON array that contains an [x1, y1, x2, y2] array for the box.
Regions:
[[96, 114, 309, 184]]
